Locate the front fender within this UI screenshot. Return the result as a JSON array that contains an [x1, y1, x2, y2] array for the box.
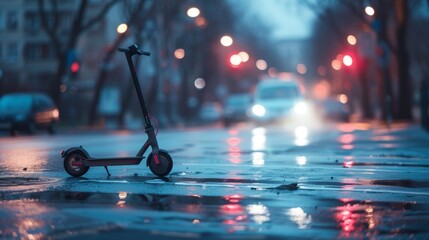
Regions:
[[146, 149, 168, 167], [61, 146, 90, 159]]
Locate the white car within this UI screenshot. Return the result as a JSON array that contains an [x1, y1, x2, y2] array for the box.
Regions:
[[250, 78, 308, 123]]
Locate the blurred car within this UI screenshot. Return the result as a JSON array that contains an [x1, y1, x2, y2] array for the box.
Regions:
[[315, 96, 351, 122], [250, 78, 308, 123], [0, 93, 60, 135], [198, 102, 223, 124], [222, 93, 252, 127]]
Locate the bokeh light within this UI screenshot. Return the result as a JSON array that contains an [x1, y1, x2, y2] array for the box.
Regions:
[[174, 48, 185, 59], [187, 7, 200, 18], [331, 59, 342, 70], [230, 54, 241, 66], [365, 6, 375, 16], [347, 35, 357, 45], [297, 64, 307, 74], [116, 23, 128, 34], [194, 78, 206, 89], [220, 35, 233, 47], [238, 51, 249, 62], [256, 59, 267, 70]]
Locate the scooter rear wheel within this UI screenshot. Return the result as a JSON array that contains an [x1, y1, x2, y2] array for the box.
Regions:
[[64, 152, 90, 177], [148, 150, 173, 177]]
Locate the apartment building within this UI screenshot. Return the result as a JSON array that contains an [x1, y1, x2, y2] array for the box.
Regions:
[[0, 0, 114, 95]]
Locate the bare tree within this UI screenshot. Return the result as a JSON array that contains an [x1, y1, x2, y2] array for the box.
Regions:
[[37, 0, 120, 111], [305, 0, 421, 121], [87, 0, 153, 126]]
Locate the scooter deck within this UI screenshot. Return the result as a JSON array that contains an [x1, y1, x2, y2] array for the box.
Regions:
[[83, 157, 144, 167]]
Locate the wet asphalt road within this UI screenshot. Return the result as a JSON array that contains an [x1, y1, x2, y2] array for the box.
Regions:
[[1, 121, 429, 239]]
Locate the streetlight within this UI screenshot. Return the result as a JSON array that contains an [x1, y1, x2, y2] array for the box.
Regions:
[[256, 59, 267, 71], [174, 48, 185, 59], [116, 23, 128, 34], [347, 35, 357, 45], [230, 54, 241, 67], [194, 78, 206, 89], [342, 55, 353, 67], [220, 35, 233, 47], [331, 59, 342, 71], [365, 6, 375, 16], [187, 7, 200, 18], [238, 51, 249, 62]]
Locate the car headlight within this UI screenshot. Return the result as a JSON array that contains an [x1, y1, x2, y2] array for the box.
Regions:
[[293, 101, 308, 115], [52, 109, 60, 118], [252, 104, 266, 117]]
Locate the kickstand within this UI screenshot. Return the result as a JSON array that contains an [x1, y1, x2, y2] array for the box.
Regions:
[[104, 166, 111, 177]]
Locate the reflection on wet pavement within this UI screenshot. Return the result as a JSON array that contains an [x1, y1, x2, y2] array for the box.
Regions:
[[251, 127, 266, 166], [2, 190, 428, 239], [294, 126, 309, 146], [2, 122, 429, 238], [287, 207, 312, 229]]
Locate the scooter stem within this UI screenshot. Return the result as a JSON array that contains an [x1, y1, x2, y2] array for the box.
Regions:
[[124, 48, 152, 128]]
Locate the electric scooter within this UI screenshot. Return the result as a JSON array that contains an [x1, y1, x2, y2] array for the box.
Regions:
[[61, 44, 173, 177]]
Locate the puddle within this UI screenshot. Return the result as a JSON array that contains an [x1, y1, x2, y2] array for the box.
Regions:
[[0, 176, 60, 192], [1, 190, 428, 239]]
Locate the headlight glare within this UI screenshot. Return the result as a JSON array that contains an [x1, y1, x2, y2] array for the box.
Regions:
[[252, 104, 266, 117], [294, 101, 308, 115]]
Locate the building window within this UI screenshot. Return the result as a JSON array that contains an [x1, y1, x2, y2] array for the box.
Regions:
[[7, 43, 18, 63], [24, 43, 55, 61], [25, 12, 40, 32], [25, 44, 41, 60], [6, 11, 18, 30], [0, 11, 4, 30]]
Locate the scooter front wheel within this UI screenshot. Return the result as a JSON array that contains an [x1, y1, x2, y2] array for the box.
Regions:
[[64, 152, 90, 177], [148, 150, 173, 177]]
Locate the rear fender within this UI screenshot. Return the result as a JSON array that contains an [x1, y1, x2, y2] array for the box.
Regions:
[[61, 146, 90, 159]]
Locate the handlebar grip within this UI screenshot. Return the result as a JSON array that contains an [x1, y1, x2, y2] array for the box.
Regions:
[[141, 51, 151, 56]]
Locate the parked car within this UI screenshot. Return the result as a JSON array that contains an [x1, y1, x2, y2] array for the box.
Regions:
[[250, 78, 308, 123], [222, 93, 252, 127], [198, 102, 223, 124], [0, 93, 60, 135]]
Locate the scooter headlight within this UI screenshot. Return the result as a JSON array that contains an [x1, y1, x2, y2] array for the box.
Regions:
[[252, 104, 266, 117]]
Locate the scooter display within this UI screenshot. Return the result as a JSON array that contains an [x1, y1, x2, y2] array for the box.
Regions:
[[61, 44, 173, 177]]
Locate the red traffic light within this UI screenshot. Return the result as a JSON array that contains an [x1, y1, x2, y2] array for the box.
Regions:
[[229, 54, 241, 67], [342, 55, 353, 67], [70, 61, 80, 73]]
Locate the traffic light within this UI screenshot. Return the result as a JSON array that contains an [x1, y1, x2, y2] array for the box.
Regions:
[[70, 61, 80, 78], [229, 54, 241, 68], [342, 54, 353, 67]]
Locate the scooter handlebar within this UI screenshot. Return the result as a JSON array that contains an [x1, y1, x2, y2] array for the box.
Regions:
[[139, 50, 151, 56], [117, 44, 151, 56]]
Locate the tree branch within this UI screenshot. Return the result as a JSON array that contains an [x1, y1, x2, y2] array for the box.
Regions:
[[301, 0, 345, 41], [68, 0, 88, 47], [81, 0, 120, 32], [37, 0, 61, 57]]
